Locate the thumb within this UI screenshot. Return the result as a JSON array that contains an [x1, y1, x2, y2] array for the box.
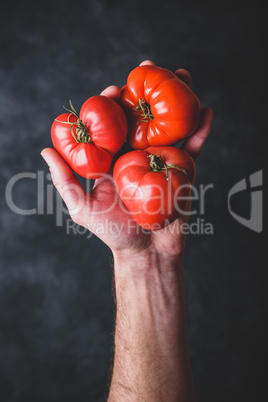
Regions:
[[41, 148, 86, 222]]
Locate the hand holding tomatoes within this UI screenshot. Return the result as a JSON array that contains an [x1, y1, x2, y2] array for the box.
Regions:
[[51, 95, 127, 179], [44, 61, 213, 245]]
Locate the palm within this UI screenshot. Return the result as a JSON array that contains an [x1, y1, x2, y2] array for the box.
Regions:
[[85, 171, 190, 254], [87, 173, 151, 250]]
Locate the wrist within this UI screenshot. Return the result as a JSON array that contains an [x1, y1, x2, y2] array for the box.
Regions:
[[112, 247, 184, 277]]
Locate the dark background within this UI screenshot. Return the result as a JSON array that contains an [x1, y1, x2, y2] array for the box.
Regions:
[[0, 0, 266, 401]]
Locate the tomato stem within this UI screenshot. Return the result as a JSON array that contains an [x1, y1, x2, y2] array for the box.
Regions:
[[55, 99, 92, 144], [133, 98, 154, 122], [148, 154, 188, 181]]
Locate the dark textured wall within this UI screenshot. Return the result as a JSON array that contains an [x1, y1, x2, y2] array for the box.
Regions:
[[0, 1, 266, 401]]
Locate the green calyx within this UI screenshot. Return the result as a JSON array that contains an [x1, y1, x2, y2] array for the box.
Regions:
[[133, 98, 154, 122], [148, 154, 188, 181], [55, 99, 91, 144]]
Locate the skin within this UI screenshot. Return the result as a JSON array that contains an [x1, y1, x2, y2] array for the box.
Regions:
[[41, 60, 213, 402]]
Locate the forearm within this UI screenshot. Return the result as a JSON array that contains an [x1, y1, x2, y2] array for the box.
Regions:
[[108, 250, 196, 402]]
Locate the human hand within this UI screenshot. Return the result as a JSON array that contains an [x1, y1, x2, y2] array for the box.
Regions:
[[41, 61, 213, 257]]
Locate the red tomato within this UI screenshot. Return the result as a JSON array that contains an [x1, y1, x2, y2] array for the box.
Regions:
[[113, 146, 196, 230], [120, 65, 200, 149], [51, 96, 128, 179]]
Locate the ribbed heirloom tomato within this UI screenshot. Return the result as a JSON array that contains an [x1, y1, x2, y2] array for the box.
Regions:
[[113, 146, 196, 230], [51, 95, 128, 178], [120, 65, 201, 149]]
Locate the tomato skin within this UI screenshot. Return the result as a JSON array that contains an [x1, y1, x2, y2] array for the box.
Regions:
[[120, 65, 201, 150], [51, 95, 128, 179], [113, 146, 196, 230]]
